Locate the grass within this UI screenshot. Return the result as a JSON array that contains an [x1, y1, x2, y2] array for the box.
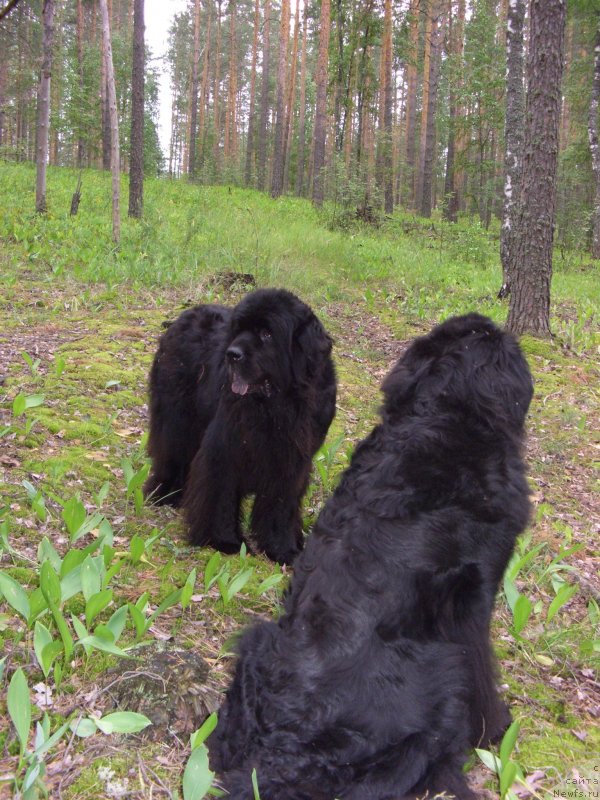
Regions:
[[0, 160, 599, 799]]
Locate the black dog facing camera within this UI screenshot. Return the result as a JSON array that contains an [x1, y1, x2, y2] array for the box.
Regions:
[[144, 288, 336, 565], [208, 313, 534, 799]]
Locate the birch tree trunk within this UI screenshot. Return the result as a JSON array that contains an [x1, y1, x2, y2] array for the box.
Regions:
[[35, 0, 55, 214], [499, 0, 526, 295], [588, 14, 600, 259], [99, 0, 120, 243], [128, 0, 144, 218], [507, 0, 566, 337]]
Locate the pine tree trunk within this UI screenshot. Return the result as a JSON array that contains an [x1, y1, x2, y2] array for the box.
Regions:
[[257, 0, 271, 190], [35, 0, 55, 214], [245, 0, 260, 185], [187, 0, 201, 178], [295, 3, 308, 195], [213, 0, 222, 176], [312, 0, 331, 206], [415, 0, 432, 212], [224, 0, 238, 168], [99, 0, 120, 242], [443, 0, 459, 222], [271, 0, 290, 197], [282, 0, 300, 191], [379, 0, 393, 213], [499, 0, 525, 293], [419, 1, 443, 218], [128, 0, 144, 218], [588, 14, 600, 259], [507, 0, 566, 337], [76, 0, 85, 166], [198, 0, 212, 172], [403, 0, 420, 208]]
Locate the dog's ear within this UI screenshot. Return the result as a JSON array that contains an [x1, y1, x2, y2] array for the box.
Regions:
[[291, 313, 333, 383], [382, 316, 533, 432]]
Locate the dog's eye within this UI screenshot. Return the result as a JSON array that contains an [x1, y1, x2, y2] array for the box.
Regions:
[[259, 329, 272, 342]]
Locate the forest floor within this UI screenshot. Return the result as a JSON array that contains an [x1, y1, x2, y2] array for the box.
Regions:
[[0, 165, 599, 800]]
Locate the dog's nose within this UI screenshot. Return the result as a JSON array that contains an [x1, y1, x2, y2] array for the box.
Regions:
[[226, 345, 244, 362]]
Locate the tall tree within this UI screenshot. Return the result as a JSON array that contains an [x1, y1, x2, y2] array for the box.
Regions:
[[282, 0, 300, 191], [187, 0, 201, 178], [499, 0, 526, 294], [442, 0, 465, 222], [295, 2, 308, 195], [419, 0, 444, 218], [128, 0, 144, 218], [271, 0, 290, 197], [99, 0, 121, 243], [507, 0, 566, 336], [35, 0, 55, 213], [313, 0, 332, 206], [224, 0, 238, 167], [213, 0, 223, 175], [378, 0, 393, 213], [588, 12, 600, 259], [245, 0, 261, 184], [257, 0, 271, 190], [403, 0, 420, 208]]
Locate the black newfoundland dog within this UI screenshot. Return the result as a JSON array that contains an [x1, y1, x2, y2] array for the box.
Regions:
[[208, 313, 534, 800], [144, 288, 336, 565]]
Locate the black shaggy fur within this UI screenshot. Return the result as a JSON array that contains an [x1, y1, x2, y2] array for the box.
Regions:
[[144, 288, 336, 564], [207, 313, 534, 800]]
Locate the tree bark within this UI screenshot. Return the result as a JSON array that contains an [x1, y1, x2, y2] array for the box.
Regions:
[[443, 0, 462, 222], [499, 0, 525, 294], [257, 0, 271, 190], [99, 0, 121, 242], [245, 0, 260, 185], [282, 0, 300, 192], [507, 0, 566, 337], [312, 0, 331, 206], [588, 14, 600, 259], [213, 0, 222, 176], [128, 0, 144, 218], [295, 2, 308, 195], [224, 0, 238, 167], [271, 0, 290, 197], [198, 0, 212, 171], [187, 0, 201, 178], [403, 0, 420, 208], [35, 0, 55, 214], [419, 0, 443, 218], [379, 0, 393, 213]]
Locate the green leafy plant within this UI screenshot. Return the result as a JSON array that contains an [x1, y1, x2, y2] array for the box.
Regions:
[[476, 720, 524, 800], [182, 713, 220, 800]]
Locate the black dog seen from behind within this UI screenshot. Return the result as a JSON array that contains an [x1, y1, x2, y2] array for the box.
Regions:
[[208, 312, 534, 799]]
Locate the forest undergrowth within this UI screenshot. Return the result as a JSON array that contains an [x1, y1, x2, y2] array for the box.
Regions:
[[0, 163, 598, 799]]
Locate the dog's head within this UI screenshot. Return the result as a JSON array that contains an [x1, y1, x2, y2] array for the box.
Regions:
[[382, 313, 533, 433], [225, 289, 332, 397]]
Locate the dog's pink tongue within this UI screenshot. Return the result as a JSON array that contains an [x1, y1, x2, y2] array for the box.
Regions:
[[231, 375, 249, 395]]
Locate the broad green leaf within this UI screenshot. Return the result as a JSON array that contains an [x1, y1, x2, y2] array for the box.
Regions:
[[41, 641, 64, 676], [500, 761, 518, 798], [62, 496, 86, 536], [24, 394, 45, 410], [511, 594, 532, 635], [252, 767, 261, 800], [106, 604, 128, 642], [128, 603, 148, 639], [547, 583, 578, 623], [224, 568, 254, 604], [255, 573, 284, 595], [190, 713, 218, 749], [129, 534, 145, 563], [502, 575, 520, 613], [22, 758, 42, 793], [12, 393, 27, 416], [71, 512, 105, 544], [40, 561, 62, 608], [76, 635, 131, 658], [181, 568, 197, 610], [85, 589, 113, 626], [33, 718, 71, 757], [204, 552, 222, 592], [475, 748, 501, 775], [33, 621, 53, 673], [28, 588, 48, 623], [7, 668, 31, 756], [0, 572, 31, 621], [38, 537, 62, 573], [148, 588, 182, 625], [95, 711, 152, 735], [60, 549, 86, 578], [499, 720, 520, 767], [80, 555, 101, 601], [182, 744, 214, 800], [69, 717, 98, 738]]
